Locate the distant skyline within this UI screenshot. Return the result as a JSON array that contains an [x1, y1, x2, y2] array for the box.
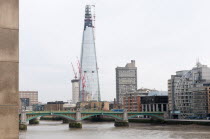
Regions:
[[20, 0, 210, 103]]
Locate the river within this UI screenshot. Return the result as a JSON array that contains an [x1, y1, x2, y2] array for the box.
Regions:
[[19, 121, 210, 139]]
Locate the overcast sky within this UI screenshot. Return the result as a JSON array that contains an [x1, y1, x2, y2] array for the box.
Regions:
[[20, 0, 210, 103]]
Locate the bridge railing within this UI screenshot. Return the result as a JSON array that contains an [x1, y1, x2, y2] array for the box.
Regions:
[[24, 110, 165, 115]]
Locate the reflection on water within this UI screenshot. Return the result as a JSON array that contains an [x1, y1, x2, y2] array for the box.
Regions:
[[19, 121, 210, 139]]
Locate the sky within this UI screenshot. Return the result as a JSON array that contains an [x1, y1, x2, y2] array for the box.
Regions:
[[20, 0, 210, 103]]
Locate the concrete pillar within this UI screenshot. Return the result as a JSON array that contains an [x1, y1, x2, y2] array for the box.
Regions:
[[123, 109, 128, 121], [161, 104, 164, 112], [145, 104, 148, 112], [20, 111, 27, 130], [153, 104, 155, 112], [20, 111, 26, 124], [76, 109, 81, 122], [114, 109, 129, 127], [149, 104, 151, 112], [0, 0, 19, 137], [69, 109, 82, 128], [156, 104, 159, 112], [141, 104, 144, 111]]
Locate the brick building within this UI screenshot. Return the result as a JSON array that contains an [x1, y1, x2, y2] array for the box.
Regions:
[[123, 93, 141, 112], [19, 91, 38, 111], [44, 101, 65, 111], [76, 101, 110, 111]]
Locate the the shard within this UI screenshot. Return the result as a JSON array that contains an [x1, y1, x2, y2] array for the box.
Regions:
[[79, 5, 101, 102]]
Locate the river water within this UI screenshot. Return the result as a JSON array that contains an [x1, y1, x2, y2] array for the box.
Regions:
[[19, 121, 210, 139]]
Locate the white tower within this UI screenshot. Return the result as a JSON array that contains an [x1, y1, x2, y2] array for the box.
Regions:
[[71, 79, 79, 104]]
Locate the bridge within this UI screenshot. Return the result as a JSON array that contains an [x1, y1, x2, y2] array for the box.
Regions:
[[19, 110, 164, 129]]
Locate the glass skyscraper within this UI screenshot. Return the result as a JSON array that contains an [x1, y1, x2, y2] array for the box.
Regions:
[[79, 5, 100, 102]]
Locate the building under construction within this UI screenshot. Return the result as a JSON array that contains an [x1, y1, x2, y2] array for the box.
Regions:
[[79, 5, 100, 102], [168, 62, 210, 119]]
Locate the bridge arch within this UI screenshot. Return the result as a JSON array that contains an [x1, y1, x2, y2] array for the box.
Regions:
[[26, 114, 76, 122], [81, 114, 123, 120], [128, 113, 164, 120]]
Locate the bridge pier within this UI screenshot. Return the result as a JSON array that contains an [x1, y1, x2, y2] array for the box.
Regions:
[[29, 118, 39, 125], [114, 109, 129, 127], [19, 111, 27, 130], [69, 109, 82, 128]]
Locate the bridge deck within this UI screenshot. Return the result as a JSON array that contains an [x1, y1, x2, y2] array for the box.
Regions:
[[23, 111, 164, 115]]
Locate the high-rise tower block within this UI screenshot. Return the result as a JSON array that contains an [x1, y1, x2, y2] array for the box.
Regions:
[[79, 5, 100, 102]]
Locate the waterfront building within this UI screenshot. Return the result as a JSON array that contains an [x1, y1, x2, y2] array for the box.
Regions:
[[76, 101, 110, 111], [33, 104, 44, 111], [71, 79, 79, 104], [63, 103, 76, 111], [141, 96, 168, 112], [19, 91, 38, 111], [123, 88, 168, 112], [168, 70, 189, 116], [116, 60, 137, 104], [79, 5, 100, 102], [168, 62, 210, 118], [123, 93, 141, 112], [44, 101, 65, 111]]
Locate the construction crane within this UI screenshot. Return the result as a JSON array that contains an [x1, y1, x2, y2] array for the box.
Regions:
[[71, 62, 77, 79], [76, 58, 86, 101]]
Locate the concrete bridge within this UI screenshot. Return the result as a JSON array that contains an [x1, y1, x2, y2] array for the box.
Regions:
[[19, 110, 164, 129]]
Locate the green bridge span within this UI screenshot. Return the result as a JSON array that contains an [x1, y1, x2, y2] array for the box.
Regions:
[[20, 111, 164, 122], [19, 110, 165, 129]]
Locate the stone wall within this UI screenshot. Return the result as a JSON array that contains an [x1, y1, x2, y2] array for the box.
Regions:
[[0, 0, 19, 138]]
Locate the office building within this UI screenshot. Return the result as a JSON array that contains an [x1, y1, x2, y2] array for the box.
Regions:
[[168, 62, 210, 118], [79, 5, 100, 102], [19, 91, 38, 111], [116, 60, 137, 104]]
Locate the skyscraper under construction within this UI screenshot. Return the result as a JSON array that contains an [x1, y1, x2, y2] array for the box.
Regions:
[[79, 5, 101, 102]]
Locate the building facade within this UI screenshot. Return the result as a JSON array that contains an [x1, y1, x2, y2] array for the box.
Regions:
[[168, 70, 189, 113], [19, 91, 38, 111], [123, 93, 141, 112], [63, 103, 76, 111], [168, 62, 210, 118], [76, 101, 110, 111], [33, 104, 44, 111], [71, 79, 79, 104], [44, 101, 65, 111], [141, 96, 168, 112], [79, 5, 100, 102], [116, 60, 137, 104], [122, 88, 166, 112]]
